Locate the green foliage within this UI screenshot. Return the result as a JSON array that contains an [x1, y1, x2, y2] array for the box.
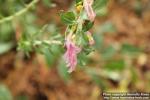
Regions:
[[76, 31, 88, 46], [0, 22, 14, 42], [133, 0, 142, 16], [104, 59, 125, 71], [18, 23, 64, 68], [0, 42, 14, 55], [86, 69, 107, 90], [76, 0, 82, 4], [43, 47, 55, 66], [60, 12, 76, 25], [78, 52, 88, 66], [93, 0, 109, 16], [57, 59, 70, 82], [43, 45, 64, 67], [93, 0, 109, 10], [101, 45, 117, 60], [0, 0, 37, 17], [18, 23, 63, 53], [96, 6, 108, 16], [93, 32, 104, 50], [58, 0, 107, 72], [91, 75, 106, 90], [0, 0, 148, 94], [42, 0, 52, 7], [130, 67, 138, 83], [16, 95, 28, 100], [94, 22, 117, 52], [0, 84, 12, 100], [0, 22, 15, 55], [18, 40, 32, 54], [121, 43, 141, 55], [98, 22, 117, 34], [14, 12, 39, 37], [83, 20, 94, 32]]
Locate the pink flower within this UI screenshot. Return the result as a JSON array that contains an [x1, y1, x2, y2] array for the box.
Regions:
[[86, 31, 95, 45], [83, 0, 96, 22], [63, 35, 81, 73]]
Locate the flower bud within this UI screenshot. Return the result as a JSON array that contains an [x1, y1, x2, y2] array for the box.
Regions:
[[86, 31, 95, 45]]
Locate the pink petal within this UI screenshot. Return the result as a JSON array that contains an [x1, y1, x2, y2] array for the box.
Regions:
[[83, 0, 96, 22], [63, 39, 81, 73]]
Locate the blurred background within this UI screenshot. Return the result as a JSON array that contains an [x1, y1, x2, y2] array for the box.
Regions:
[[0, 0, 150, 100]]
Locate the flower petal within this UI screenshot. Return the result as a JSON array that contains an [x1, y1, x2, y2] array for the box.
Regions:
[[63, 38, 81, 73], [83, 0, 96, 22]]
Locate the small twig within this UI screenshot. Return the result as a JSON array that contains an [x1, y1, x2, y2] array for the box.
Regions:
[[0, 0, 39, 24], [43, 40, 63, 45], [33, 40, 63, 46]]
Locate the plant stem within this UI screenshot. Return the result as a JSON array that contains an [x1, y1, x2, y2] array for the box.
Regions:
[[0, 0, 39, 24], [33, 40, 63, 46]]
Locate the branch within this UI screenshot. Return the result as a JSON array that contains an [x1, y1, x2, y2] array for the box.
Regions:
[[33, 40, 63, 46], [0, 0, 39, 24]]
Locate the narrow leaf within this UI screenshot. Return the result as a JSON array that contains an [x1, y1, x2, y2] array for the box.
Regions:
[[60, 12, 76, 25]]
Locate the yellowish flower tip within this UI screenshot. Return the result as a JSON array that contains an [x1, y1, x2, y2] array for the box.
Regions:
[[72, 34, 76, 42], [71, 25, 77, 32], [76, 5, 83, 13], [76, 1, 83, 13], [87, 33, 95, 45], [87, 33, 91, 39]]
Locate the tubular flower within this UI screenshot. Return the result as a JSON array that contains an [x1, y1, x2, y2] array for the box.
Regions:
[[83, 0, 96, 22], [86, 31, 95, 45], [64, 34, 81, 73]]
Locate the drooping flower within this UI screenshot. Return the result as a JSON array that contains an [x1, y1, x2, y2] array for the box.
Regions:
[[86, 31, 95, 45], [63, 33, 81, 73], [83, 0, 96, 22]]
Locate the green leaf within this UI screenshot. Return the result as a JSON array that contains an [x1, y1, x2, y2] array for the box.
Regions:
[[78, 52, 88, 66], [93, 0, 109, 16], [76, 31, 88, 46], [101, 45, 116, 60], [93, 0, 109, 11], [57, 59, 70, 82], [43, 45, 64, 67], [130, 67, 138, 83], [42, 0, 52, 7], [133, 0, 142, 16], [99, 22, 117, 33], [18, 40, 32, 53], [0, 42, 14, 55], [83, 20, 94, 32], [93, 33, 103, 50], [60, 12, 76, 25], [92, 75, 106, 90], [83, 46, 94, 55], [76, 0, 82, 4], [86, 70, 106, 90], [96, 6, 108, 16], [0, 84, 12, 100], [121, 43, 141, 55], [104, 59, 125, 71], [50, 45, 63, 56], [43, 47, 55, 66], [0, 22, 14, 42]]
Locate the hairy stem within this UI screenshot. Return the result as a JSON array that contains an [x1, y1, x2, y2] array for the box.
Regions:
[[33, 40, 63, 46], [0, 0, 39, 24]]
